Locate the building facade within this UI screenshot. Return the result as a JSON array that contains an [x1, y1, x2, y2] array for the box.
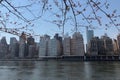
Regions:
[[63, 37, 71, 56], [71, 32, 85, 56], [87, 37, 99, 56], [101, 34, 114, 55], [39, 35, 50, 57], [48, 38, 61, 57], [9, 37, 19, 58], [0, 37, 9, 58]]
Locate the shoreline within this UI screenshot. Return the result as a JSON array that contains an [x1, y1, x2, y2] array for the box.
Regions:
[[0, 55, 120, 61]]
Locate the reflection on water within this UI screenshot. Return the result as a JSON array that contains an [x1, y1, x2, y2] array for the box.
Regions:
[[0, 61, 120, 80]]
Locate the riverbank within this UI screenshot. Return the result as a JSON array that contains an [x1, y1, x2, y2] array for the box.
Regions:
[[0, 55, 120, 61]]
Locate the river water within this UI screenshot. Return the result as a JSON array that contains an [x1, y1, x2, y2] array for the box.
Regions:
[[0, 61, 120, 80]]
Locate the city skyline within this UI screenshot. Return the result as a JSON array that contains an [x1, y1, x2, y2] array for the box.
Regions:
[[0, 32, 120, 61], [0, 0, 120, 44]]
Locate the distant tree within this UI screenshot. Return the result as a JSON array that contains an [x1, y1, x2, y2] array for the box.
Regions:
[[0, 0, 120, 36]]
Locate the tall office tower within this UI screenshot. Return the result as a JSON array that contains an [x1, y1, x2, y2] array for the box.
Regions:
[[117, 34, 120, 52], [19, 33, 26, 58], [9, 37, 19, 58], [87, 37, 99, 56], [97, 39, 106, 55], [71, 32, 85, 56], [0, 37, 9, 58], [48, 38, 61, 57], [86, 27, 94, 44], [87, 37, 105, 56], [101, 34, 114, 55], [28, 45, 36, 58], [54, 33, 63, 55], [63, 36, 71, 56], [39, 35, 50, 57], [113, 39, 119, 55], [35, 42, 39, 58], [86, 27, 94, 53], [27, 36, 35, 57]]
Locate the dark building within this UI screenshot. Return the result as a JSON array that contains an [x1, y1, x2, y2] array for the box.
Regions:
[[27, 36, 35, 45], [27, 36, 37, 58], [113, 39, 119, 55], [28, 45, 36, 58], [19, 33, 27, 58], [101, 34, 114, 55], [0, 37, 9, 58], [97, 39, 105, 55], [87, 37, 99, 56], [117, 34, 120, 53], [9, 37, 19, 58], [87, 37, 106, 56], [54, 33, 63, 55]]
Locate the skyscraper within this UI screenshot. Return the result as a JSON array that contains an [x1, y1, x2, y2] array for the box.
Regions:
[[19, 33, 26, 58], [117, 34, 120, 52], [101, 34, 114, 55], [39, 35, 50, 57], [71, 32, 85, 56], [9, 37, 19, 58], [48, 38, 61, 57], [113, 39, 119, 55], [0, 37, 9, 58], [87, 37, 99, 56], [86, 27, 94, 44], [63, 36, 71, 56], [27, 36, 35, 58]]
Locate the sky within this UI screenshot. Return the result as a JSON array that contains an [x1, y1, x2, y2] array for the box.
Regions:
[[0, 0, 120, 44]]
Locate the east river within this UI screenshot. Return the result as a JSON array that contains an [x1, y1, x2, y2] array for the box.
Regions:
[[0, 61, 120, 80]]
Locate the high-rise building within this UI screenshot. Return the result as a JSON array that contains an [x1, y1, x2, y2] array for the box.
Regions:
[[39, 35, 50, 57], [63, 36, 71, 56], [19, 35, 26, 58], [97, 39, 105, 55], [87, 37, 105, 56], [86, 27, 94, 44], [48, 38, 61, 57], [87, 37, 99, 56], [27, 36, 35, 57], [86, 27, 94, 53], [9, 37, 19, 58], [54, 33, 63, 55], [117, 34, 120, 52], [71, 32, 85, 56], [28, 45, 36, 58], [101, 34, 114, 55], [0, 37, 9, 58], [113, 39, 119, 55]]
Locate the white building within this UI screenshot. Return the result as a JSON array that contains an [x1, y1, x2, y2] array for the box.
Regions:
[[39, 35, 50, 57], [63, 37, 71, 56], [19, 37, 26, 58], [48, 39, 61, 57]]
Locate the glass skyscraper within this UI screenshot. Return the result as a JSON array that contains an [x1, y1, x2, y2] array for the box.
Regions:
[[86, 28, 94, 44]]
